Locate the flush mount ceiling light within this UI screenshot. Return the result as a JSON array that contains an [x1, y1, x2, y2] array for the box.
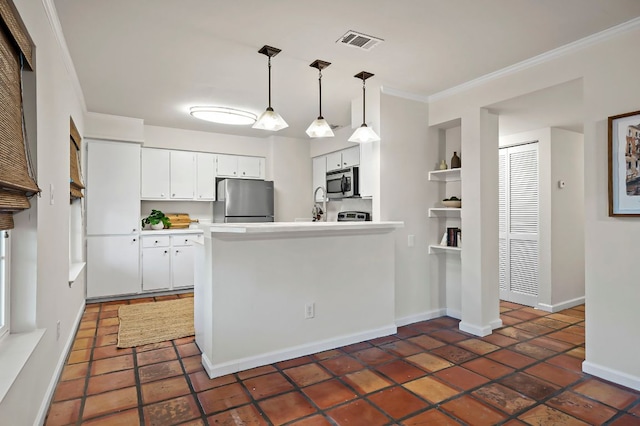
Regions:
[[306, 59, 334, 138], [349, 71, 380, 143], [252, 45, 288, 131], [189, 106, 257, 125]]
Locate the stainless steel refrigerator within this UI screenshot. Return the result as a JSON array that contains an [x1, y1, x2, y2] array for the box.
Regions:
[[213, 179, 275, 223]]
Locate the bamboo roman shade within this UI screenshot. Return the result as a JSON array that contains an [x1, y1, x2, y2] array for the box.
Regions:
[[0, 0, 39, 230], [70, 118, 84, 199]]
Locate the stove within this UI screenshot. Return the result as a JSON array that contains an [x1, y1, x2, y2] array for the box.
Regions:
[[337, 211, 371, 222]]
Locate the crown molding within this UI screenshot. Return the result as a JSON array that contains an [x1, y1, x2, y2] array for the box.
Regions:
[[429, 16, 640, 103], [381, 86, 429, 103], [41, 0, 87, 112]]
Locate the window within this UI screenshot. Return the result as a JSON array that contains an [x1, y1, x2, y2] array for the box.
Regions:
[[0, 231, 9, 339]]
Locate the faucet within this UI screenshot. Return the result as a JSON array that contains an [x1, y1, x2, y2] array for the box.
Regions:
[[313, 186, 327, 222]]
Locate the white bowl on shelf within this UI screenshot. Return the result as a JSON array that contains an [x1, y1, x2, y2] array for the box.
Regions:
[[442, 200, 461, 208]]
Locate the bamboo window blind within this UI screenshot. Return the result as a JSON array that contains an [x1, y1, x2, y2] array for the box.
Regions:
[[0, 0, 39, 230], [70, 117, 84, 199]]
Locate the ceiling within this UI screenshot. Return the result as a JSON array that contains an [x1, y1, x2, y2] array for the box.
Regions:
[[53, 0, 640, 139]]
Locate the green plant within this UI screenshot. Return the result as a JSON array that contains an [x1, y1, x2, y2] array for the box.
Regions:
[[141, 209, 171, 228]]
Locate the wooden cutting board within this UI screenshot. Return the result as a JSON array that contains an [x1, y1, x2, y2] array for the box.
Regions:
[[166, 213, 191, 228]]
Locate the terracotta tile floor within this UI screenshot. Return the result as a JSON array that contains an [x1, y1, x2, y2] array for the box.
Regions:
[[45, 295, 640, 425]]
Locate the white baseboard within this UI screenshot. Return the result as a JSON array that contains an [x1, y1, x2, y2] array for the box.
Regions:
[[34, 301, 86, 426], [537, 296, 585, 313], [202, 324, 397, 379], [490, 318, 504, 330], [459, 321, 492, 337], [582, 360, 640, 392], [395, 308, 446, 327]]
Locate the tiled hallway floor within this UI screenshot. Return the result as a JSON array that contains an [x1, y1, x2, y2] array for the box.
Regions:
[[45, 295, 640, 425]]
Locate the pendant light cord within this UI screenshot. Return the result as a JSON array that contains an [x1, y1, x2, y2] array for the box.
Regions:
[[362, 77, 366, 125], [267, 56, 272, 109], [318, 70, 323, 119]]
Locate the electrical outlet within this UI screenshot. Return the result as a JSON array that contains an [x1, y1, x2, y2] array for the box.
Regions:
[[305, 303, 315, 319], [56, 320, 61, 341]]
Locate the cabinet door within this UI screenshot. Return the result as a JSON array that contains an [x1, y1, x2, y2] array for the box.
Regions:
[[342, 146, 360, 168], [86, 140, 141, 235], [326, 152, 343, 172], [87, 235, 140, 298], [172, 245, 194, 288], [170, 151, 195, 199], [312, 156, 327, 201], [216, 154, 238, 177], [141, 148, 170, 199], [196, 153, 215, 200], [142, 247, 171, 291], [237, 156, 262, 178]]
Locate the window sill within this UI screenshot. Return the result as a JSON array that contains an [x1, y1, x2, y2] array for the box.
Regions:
[[0, 329, 45, 403], [69, 262, 86, 284]]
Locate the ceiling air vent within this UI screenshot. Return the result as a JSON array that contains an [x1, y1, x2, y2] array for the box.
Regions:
[[336, 30, 383, 51]]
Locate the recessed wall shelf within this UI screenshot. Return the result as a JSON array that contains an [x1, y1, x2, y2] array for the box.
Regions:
[[428, 168, 461, 182], [428, 207, 461, 218], [428, 245, 462, 255]]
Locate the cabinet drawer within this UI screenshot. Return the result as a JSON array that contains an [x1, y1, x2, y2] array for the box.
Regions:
[[142, 236, 170, 248], [172, 235, 194, 247]]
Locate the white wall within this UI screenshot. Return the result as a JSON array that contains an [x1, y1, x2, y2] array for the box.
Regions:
[[429, 22, 640, 390], [378, 94, 436, 322], [0, 1, 87, 424]]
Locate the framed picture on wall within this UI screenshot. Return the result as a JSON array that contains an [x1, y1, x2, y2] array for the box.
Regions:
[[609, 110, 640, 216]]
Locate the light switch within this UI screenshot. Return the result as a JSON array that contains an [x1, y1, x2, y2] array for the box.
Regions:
[[408, 234, 415, 247]]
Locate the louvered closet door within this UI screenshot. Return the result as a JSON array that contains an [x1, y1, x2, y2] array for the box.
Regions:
[[499, 143, 539, 307]]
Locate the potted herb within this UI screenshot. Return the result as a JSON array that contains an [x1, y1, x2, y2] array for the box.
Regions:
[[141, 209, 171, 230]]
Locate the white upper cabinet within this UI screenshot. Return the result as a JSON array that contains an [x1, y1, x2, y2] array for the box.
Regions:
[[326, 146, 360, 172], [141, 148, 170, 199], [217, 154, 265, 179], [170, 150, 195, 199], [87, 140, 141, 235], [196, 152, 216, 200]]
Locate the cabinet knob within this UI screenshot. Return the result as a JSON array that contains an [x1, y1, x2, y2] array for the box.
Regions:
[[185, 239, 188, 243], [242, 172, 246, 175], [172, 193, 176, 197], [132, 228, 136, 232], [175, 250, 180, 254], [132, 238, 137, 242], [155, 240, 158, 244], [161, 193, 165, 197], [164, 250, 168, 254]]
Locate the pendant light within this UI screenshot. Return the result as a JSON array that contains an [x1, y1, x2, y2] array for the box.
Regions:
[[348, 71, 380, 143], [252, 45, 288, 131], [306, 59, 334, 138]]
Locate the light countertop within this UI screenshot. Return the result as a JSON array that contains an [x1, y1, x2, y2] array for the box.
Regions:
[[141, 228, 204, 235], [201, 221, 404, 236]]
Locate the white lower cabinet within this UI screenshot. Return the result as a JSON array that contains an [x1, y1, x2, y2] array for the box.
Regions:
[[87, 235, 141, 299], [141, 233, 201, 291]]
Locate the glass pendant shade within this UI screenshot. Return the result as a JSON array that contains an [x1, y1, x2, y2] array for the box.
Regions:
[[306, 117, 334, 138], [252, 107, 288, 131], [348, 124, 380, 143], [190, 106, 256, 125]]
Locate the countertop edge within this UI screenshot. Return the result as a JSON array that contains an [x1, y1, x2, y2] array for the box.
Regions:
[[202, 221, 404, 235], [141, 228, 204, 235]]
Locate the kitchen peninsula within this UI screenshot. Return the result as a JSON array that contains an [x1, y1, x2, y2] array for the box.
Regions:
[[194, 221, 403, 378]]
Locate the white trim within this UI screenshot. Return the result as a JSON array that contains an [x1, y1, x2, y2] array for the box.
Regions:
[[490, 318, 503, 330], [41, 0, 87, 112], [82, 133, 145, 144], [395, 308, 446, 327], [34, 301, 85, 426], [201, 324, 397, 379], [0, 329, 45, 404], [68, 262, 85, 284], [582, 361, 640, 392], [459, 321, 492, 337], [536, 296, 585, 313], [429, 16, 640, 102], [380, 86, 429, 103]]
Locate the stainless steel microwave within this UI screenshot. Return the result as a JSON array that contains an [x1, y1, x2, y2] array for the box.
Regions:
[[326, 166, 359, 199]]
